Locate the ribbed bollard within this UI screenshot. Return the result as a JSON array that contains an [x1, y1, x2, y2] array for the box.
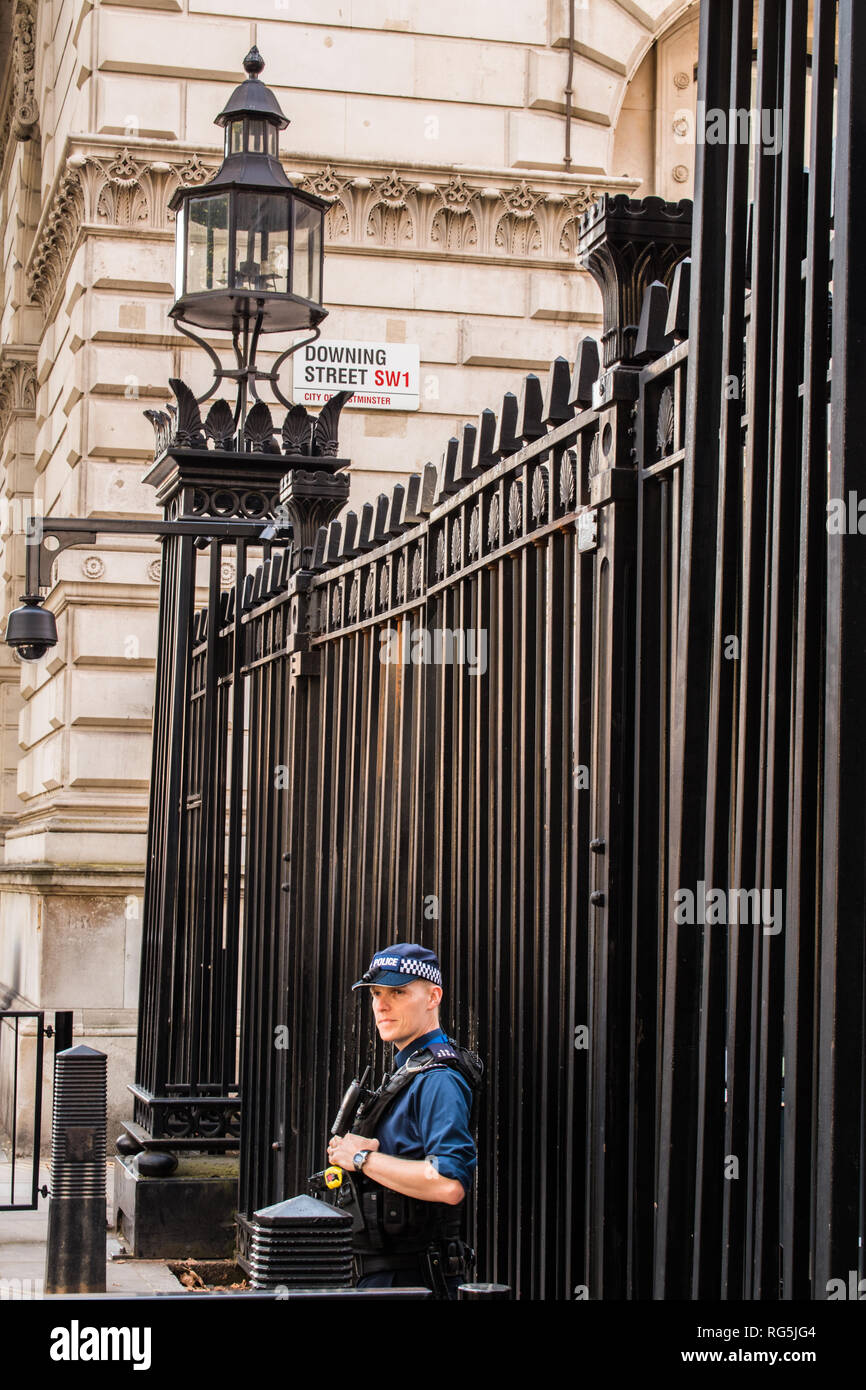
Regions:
[[44, 1045, 107, 1294], [249, 1194, 353, 1290]]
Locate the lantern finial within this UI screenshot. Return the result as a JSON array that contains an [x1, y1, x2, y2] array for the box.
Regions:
[[243, 46, 265, 79]]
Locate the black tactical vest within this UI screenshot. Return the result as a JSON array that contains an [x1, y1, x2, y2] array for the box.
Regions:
[[336, 1039, 483, 1254]]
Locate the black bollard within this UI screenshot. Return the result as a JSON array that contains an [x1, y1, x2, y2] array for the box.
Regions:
[[249, 1194, 353, 1290], [44, 1045, 107, 1294]]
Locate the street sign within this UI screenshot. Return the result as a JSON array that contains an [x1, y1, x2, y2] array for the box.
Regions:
[[293, 339, 420, 411]]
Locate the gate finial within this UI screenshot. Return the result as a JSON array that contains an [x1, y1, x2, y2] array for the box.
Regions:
[[576, 193, 692, 368]]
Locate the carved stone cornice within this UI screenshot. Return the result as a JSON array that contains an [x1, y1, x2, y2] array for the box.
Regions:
[[24, 141, 641, 316], [27, 168, 84, 310], [11, 0, 38, 142], [297, 166, 605, 261], [0, 348, 37, 441], [26, 148, 212, 309]]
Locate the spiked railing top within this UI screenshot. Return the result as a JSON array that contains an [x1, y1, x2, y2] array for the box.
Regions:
[[219, 267, 692, 620]]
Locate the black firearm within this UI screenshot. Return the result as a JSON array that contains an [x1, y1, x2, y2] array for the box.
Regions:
[[308, 1065, 372, 1194]]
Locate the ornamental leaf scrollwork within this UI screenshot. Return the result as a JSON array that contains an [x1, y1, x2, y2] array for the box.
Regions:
[[468, 504, 481, 558], [559, 451, 577, 511], [244, 400, 279, 453], [434, 532, 446, 580], [411, 547, 423, 595], [530, 467, 549, 523], [204, 400, 235, 451], [507, 481, 523, 536], [450, 519, 462, 570], [656, 385, 674, 459], [168, 378, 205, 448], [178, 153, 212, 186], [588, 433, 601, 481]]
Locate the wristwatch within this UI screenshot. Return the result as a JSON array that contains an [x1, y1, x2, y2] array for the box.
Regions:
[[353, 1149, 372, 1171]]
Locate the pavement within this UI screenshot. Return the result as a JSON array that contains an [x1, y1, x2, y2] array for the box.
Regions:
[[0, 1152, 181, 1297]]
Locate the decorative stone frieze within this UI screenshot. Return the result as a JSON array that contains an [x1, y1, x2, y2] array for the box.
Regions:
[[299, 166, 599, 261], [25, 145, 631, 311]]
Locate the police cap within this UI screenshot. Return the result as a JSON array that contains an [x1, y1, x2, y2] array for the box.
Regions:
[[351, 941, 443, 990]]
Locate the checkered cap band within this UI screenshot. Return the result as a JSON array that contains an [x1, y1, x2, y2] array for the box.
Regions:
[[396, 957, 442, 985]]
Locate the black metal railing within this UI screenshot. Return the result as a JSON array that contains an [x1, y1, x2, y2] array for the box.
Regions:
[[123, 0, 863, 1301], [0, 1009, 72, 1211]]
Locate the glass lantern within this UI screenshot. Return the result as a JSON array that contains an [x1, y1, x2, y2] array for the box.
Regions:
[[168, 48, 327, 334]]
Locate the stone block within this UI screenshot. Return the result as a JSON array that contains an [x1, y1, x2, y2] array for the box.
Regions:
[[87, 344, 174, 399], [83, 461, 162, 519], [71, 607, 159, 667], [86, 398, 154, 460], [548, 0, 653, 74], [346, 93, 507, 166], [528, 269, 603, 321], [528, 48, 621, 124], [17, 728, 65, 799], [255, 22, 525, 107], [98, 9, 249, 80], [2, 825, 149, 867], [507, 109, 611, 173], [68, 669, 154, 727], [88, 238, 174, 296], [87, 289, 175, 347], [42, 894, 127, 1008], [461, 317, 595, 369], [326, 254, 528, 317], [95, 73, 182, 140], [193, 0, 548, 43], [18, 671, 66, 750], [114, 1153, 239, 1260], [322, 309, 460, 365], [68, 728, 152, 788]]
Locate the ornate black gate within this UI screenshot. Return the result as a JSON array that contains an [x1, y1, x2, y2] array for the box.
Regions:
[[122, 0, 864, 1300]]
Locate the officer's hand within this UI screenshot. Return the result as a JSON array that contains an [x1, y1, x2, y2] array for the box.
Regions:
[[327, 1133, 380, 1170]]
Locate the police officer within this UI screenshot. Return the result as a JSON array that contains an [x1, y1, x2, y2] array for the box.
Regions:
[[326, 942, 481, 1298]]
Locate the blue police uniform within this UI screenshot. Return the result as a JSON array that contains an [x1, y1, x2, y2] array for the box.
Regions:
[[373, 1026, 477, 1192], [345, 943, 481, 1297]]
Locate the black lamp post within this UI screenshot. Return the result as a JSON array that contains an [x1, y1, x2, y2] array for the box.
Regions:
[[169, 46, 329, 422], [4, 46, 352, 665]]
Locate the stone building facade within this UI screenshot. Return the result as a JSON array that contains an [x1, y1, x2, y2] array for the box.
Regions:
[[0, 0, 699, 1147]]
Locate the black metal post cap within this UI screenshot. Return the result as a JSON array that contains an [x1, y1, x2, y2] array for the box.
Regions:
[[243, 46, 265, 77], [136, 1150, 179, 1177]]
